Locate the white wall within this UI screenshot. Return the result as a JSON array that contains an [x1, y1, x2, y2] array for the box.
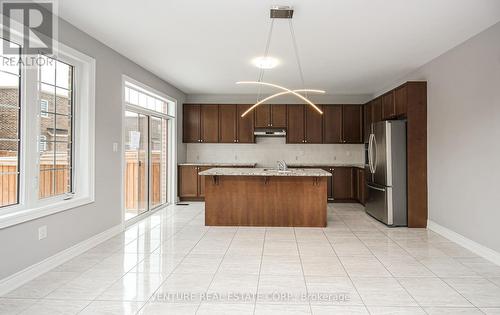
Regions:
[[187, 138, 364, 167], [186, 93, 370, 105], [376, 22, 500, 253], [0, 17, 186, 279]]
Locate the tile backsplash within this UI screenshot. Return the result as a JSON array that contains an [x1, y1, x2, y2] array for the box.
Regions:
[[186, 137, 364, 167]]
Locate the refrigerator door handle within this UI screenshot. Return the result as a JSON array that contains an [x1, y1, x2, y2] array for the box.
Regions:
[[367, 184, 386, 192], [368, 133, 375, 174], [372, 134, 378, 174]]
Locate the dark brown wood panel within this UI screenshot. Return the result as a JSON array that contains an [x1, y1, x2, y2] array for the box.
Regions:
[[305, 106, 323, 143], [323, 167, 334, 200], [237, 104, 255, 143], [178, 165, 198, 198], [372, 97, 382, 123], [342, 105, 363, 143], [204, 176, 327, 227], [218, 104, 237, 143], [395, 85, 408, 117], [200, 105, 219, 143], [255, 104, 270, 128], [182, 104, 200, 143], [197, 166, 211, 198], [382, 91, 396, 120], [363, 102, 372, 143], [356, 168, 366, 205], [405, 82, 427, 227], [286, 105, 305, 143], [323, 105, 342, 143], [271, 104, 287, 127], [332, 167, 354, 200]]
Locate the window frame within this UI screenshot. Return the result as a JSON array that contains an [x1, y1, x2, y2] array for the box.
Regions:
[[0, 32, 96, 229]]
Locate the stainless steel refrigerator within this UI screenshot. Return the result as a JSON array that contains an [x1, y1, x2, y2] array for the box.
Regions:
[[365, 120, 407, 226]]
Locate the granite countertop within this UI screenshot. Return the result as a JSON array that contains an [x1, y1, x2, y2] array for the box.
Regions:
[[287, 163, 366, 169], [199, 167, 332, 177], [178, 162, 257, 167]]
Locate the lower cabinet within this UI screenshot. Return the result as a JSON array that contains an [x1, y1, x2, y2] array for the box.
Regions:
[[355, 168, 366, 205], [178, 165, 253, 201], [332, 167, 355, 201]]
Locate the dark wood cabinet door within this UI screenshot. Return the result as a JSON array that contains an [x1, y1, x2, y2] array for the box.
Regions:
[[305, 106, 323, 143], [363, 102, 372, 143], [286, 105, 305, 143], [271, 104, 287, 127], [342, 105, 363, 143], [219, 105, 237, 143], [198, 166, 211, 197], [382, 91, 396, 120], [323, 105, 342, 143], [183, 104, 200, 143], [372, 97, 382, 123], [237, 104, 255, 143], [395, 85, 407, 117], [332, 167, 354, 200], [323, 167, 334, 200], [255, 104, 270, 128], [200, 105, 219, 143], [356, 168, 366, 204], [179, 165, 199, 198]]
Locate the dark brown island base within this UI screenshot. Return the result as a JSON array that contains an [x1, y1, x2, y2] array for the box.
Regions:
[[199, 168, 331, 227]]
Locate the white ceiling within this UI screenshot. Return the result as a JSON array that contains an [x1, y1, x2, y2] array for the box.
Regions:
[[58, 0, 500, 95]]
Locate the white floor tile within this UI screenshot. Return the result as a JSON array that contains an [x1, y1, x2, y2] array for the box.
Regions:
[[397, 277, 472, 307], [444, 277, 500, 307], [351, 277, 417, 306]]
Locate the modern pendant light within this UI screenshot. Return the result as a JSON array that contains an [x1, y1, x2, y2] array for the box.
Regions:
[[238, 6, 325, 118]]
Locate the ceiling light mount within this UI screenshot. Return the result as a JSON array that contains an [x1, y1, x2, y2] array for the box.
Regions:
[[270, 5, 294, 19]]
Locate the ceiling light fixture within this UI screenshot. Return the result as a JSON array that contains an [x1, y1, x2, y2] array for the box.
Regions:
[[238, 6, 324, 117], [252, 56, 280, 69]]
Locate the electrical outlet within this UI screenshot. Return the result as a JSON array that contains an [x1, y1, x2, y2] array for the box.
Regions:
[[112, 142, 118, 152], [295, 156, 298, 161], [333, 156, 337, 161], [38, 226, 47, 240], [234, 155, 238, 160], [346, 151, 351, 157]]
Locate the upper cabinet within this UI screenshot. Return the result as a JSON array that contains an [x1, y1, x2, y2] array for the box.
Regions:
[[382, 91, 396, 120], [286, 105, 305, 143], [342, 105, 363, 144], [363, 102, 372, 143], [305, 106, 323, 143], [219, 104, 237, 143], [394, 85, 408, 117], [372, 97, 382, 123], [255, 104, 287, 128], [237, 104, 255, 143], [183, 104, 201, 143], [200, 104, 219, 143], [184, 103, 362, 145], [323, 105, 342, 143]]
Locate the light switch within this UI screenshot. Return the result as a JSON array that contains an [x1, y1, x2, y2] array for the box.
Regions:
[[112, 142, 118, 152], [38, 226, 47, 240]]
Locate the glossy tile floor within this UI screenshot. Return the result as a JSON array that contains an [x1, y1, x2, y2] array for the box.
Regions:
[[2, 203, 500, 314]]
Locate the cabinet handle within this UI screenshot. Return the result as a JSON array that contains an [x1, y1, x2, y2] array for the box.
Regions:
[[270, 123, 273, 126]]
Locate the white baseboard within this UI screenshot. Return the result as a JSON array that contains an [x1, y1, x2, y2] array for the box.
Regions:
[[0, 223, 123, 296], [428, 220, 500, 266]]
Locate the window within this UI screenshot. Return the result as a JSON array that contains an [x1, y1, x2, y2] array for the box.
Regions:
[[0, 38, 21, 208], [0, 34, 95, 228], [38, 56, 74, 198], [40, 99, 49, 118], [124, 82, 175, 117]]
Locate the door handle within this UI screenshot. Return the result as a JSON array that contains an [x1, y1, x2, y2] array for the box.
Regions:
[[367, 184, 385, 192]]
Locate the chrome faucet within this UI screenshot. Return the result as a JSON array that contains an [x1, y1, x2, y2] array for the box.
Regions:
[[276, 160, 288, 171]]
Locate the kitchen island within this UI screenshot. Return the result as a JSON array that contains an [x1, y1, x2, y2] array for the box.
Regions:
[[199, 168, 331, 227]]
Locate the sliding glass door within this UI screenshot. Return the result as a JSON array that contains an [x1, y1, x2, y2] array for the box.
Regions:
[[124, 109, 169, 221], [124, 111, 149, 220]]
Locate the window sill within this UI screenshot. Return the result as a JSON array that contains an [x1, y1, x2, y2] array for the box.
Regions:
[[0, 196, 94, 229]]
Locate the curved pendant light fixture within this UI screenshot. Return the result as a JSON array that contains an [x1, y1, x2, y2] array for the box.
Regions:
[[238, 6, 323, 118]]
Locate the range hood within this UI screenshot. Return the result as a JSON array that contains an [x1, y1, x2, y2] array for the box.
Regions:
[[254, 128, 286, 137]]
